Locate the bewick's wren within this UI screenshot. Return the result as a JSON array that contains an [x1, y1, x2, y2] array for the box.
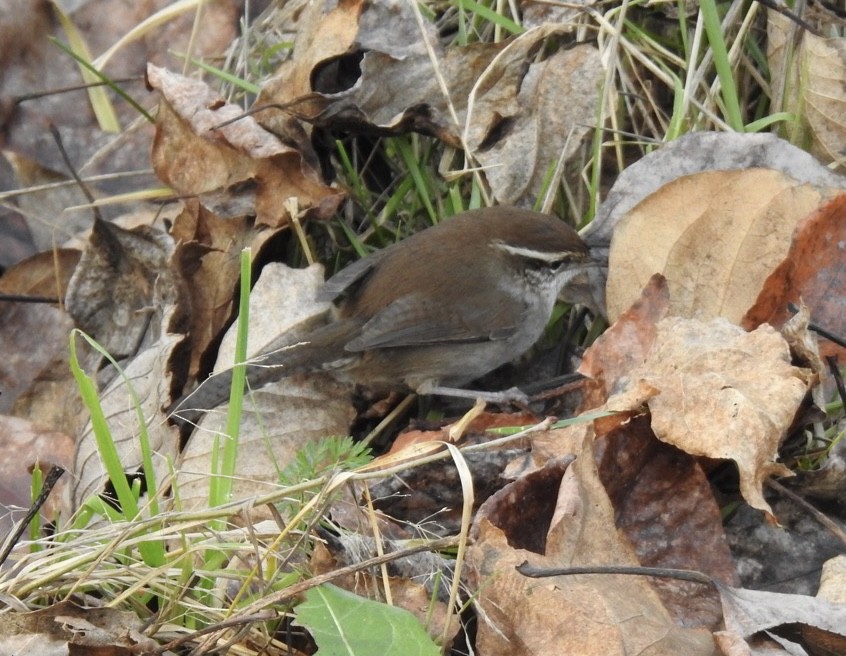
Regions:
[[170, 206, 597, 426]]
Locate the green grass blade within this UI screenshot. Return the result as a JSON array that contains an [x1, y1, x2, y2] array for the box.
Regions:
[[393, 136, 437, 223], [744, 112, 794, 133], [189, 58, 261, 94], [699, 0, 744, 131], [209, 248, 252, 512], [50, 37, 153, 124], [455, 0, 524, 36], [68, 330, 165, 566]]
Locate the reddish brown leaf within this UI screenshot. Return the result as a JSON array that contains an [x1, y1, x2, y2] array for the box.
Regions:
[[578, 273, 670, 409], [743, 194, 846, 363], [170, 201, 258, 376], [596, 416, 737, 629]]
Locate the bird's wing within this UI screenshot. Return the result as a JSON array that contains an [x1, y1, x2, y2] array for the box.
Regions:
[[345, 293, 525, 351], [317, 249, 389, 303]]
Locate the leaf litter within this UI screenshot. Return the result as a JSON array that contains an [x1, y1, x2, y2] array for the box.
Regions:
[[1, 3, 846, 656]]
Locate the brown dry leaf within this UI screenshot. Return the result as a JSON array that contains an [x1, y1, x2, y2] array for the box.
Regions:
[[65, 218, 186, 360], [1, 1, 237, 248], [465, 30, 602, 205], [0, 249, 80, 300], [468, 445, 715, 655], [170, 200, 266, 377], [534, 411, 733, 629], [530, 413, 595, 468], [258, 0, 467, 145], [578, 273, 670, 408], [743, 194, 846, 363], [0, 599, 156, 655], [174, 264, 354, 513], [0, 251, 80, 424], [260, 3, 600, 205], [768, 12, 846, 170], [387, 428, 450, 454], [606, 168, 839, 323], [147, 63, 342, 230], [596, 415, 736, 629], [385, 410, 536, 454], [0, 300, 80, 431], [776, 303, 826, 386], [626, 317, 810, 519], [258, 0, 364, 103]]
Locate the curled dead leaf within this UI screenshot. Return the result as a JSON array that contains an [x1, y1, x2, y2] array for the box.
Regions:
[[147, 64, 342, 230], [623, 317, 810, 519]]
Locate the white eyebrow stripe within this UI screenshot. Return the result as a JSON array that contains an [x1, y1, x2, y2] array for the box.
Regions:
[[493, 241, 581, 262]]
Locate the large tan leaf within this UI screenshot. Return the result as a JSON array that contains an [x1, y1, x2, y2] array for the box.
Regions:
[[583, 132, 846, 269], [606, 168, 838, 323]]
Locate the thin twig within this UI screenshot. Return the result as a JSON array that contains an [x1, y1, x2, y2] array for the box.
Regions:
[[0, 465, 65, 568], [0, 294, 61, 304], [516, 562, 716, 587], [48, 124, 102, 221], [787, 303, 846, 349], [15, 76, 144, 104], [767, 479, 846, 549]]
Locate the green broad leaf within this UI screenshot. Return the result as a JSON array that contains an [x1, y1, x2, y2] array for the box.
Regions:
[[294, 584, 441, 656]]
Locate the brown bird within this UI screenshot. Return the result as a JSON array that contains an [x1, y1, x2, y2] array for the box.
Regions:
[[170, 206, 598, 427]]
